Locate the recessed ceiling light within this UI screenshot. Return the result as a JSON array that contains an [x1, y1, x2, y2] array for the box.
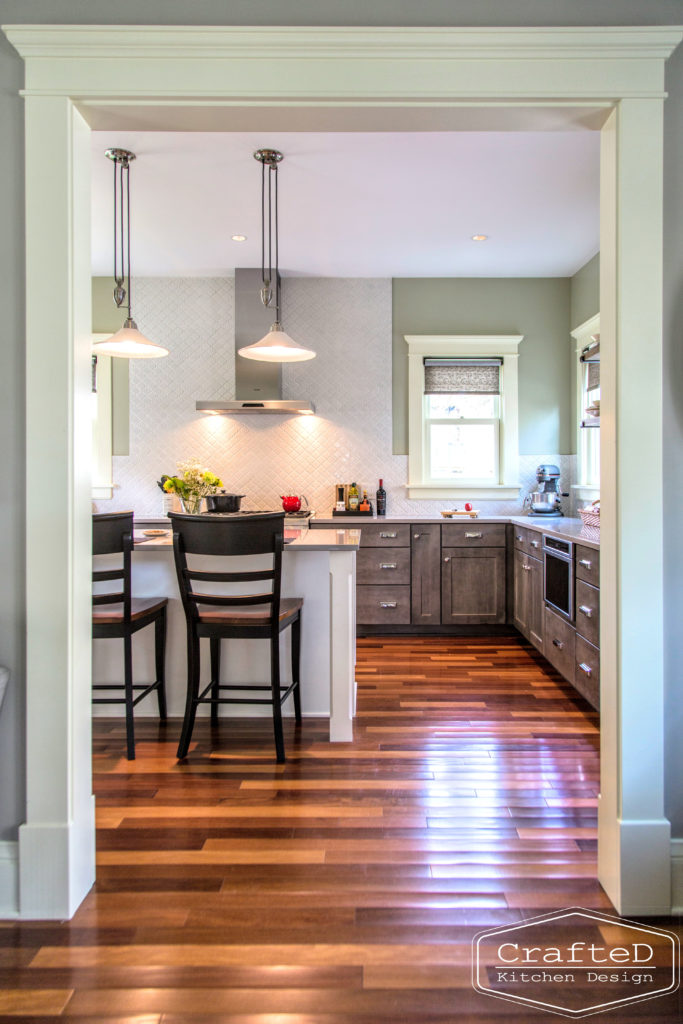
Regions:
[[471, 234, 488, 242], [231, 234, 247, 242]]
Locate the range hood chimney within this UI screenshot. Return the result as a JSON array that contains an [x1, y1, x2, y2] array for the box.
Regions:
[[196, 269, 315, 416]]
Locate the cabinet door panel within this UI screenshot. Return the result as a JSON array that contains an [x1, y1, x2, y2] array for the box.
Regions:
[[527, 555, 544, 652], [441, 547, 506, 624], [512, 547, 530, 637], [411, 524, 441, 625]]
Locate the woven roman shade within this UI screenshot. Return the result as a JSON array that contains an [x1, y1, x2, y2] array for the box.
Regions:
[[424, 358, 501, 395]]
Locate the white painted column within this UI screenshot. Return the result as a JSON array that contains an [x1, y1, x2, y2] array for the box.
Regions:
[[598, 100, 670, 915], [329, 550, 356, 742], [18, 97, 95, 918]]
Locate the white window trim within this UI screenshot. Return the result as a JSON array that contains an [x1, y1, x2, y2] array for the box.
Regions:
[[405, 335, 522, 500], [570, 313, 601, 500]]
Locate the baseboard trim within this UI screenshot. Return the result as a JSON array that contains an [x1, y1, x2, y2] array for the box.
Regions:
[[0, 841, 19, 918], [670, 838, 683, 914]]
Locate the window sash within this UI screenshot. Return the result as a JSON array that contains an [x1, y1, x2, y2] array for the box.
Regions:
[[425, 413, 500, 484]]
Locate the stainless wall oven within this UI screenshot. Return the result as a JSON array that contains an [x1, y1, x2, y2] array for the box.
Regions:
[[543, 535, 574, 621]]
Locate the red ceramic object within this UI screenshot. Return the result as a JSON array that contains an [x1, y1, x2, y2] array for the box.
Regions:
[[281, 495, 302, 513]]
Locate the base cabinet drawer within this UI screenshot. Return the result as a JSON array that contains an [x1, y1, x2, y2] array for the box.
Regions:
[[441, 522, 506, 547], [357, 585, 411, 624], [512, 526, 542, 558], [357, 547, 410, 585], [543, 606, 576, 680], [359, 523, 410, 547], [575, 580, 600, 647], [574, 636, 600, 710], [575, 544, 600, 587]]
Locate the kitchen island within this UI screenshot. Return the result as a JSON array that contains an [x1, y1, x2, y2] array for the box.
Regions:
[[92, 528, 360, 742]]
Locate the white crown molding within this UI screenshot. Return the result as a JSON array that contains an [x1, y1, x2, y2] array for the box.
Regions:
[[3, 24, 683, 61], [3, 24, 681, 102]]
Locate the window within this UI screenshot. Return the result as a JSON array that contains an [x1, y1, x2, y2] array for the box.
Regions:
[[571, 315, 600, 499], [406, 335, 522, 500]]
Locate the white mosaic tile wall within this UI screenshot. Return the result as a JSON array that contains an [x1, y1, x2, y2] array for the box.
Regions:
[[97, 276, 575, 519]]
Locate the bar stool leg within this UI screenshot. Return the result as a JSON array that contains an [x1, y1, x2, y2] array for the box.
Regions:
[[177, 630, 201, 759], [123, 633, 135, 761], [209, 638, 221, 726], [291, 614, 302, 723], [155, 608, 168, 721], [270, 634, 286, 763]]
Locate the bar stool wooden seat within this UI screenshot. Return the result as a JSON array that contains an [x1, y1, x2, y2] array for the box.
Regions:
[[92, 512, 168, 760], [169, 511, 302, 763]]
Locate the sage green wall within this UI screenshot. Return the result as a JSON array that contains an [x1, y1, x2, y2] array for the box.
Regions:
[[92, 277, 129, 455], [392, 277, 572, 457], [570, 252, 600, 330]]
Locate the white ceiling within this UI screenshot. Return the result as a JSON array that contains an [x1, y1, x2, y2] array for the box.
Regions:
[[91, 130, 599, 279]]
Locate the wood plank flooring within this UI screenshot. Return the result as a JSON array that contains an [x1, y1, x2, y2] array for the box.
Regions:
[[2, 635, 681, 1021]]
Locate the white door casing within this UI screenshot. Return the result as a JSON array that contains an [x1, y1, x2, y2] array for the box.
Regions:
[[3, 23, 681, 918]]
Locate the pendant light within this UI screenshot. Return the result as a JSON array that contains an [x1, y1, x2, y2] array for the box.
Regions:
[[237, 149, 315, 363], [92, 148, 169, 359]]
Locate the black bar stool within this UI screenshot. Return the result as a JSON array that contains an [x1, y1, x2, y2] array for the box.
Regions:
[[169, 511, 302, 763], [92, 512, 168, 759]]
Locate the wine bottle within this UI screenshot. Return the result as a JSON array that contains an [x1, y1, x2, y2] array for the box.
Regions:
[[348, 482, 360, 511], [376, 478, 386, 516]]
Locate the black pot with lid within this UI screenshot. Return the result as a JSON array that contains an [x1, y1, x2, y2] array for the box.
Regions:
[[204, 491, 246, 513]]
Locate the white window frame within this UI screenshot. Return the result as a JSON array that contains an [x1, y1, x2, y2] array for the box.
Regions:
[[571, 314, 601, 502], [405, 335, 522, 500]]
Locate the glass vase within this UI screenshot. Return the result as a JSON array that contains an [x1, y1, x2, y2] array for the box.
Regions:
[[180, 495, 204, 515]]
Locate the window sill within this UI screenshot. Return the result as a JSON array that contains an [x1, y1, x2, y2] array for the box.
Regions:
[[406, 484, 520, 501]]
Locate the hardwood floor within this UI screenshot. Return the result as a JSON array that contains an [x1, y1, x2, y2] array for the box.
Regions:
[[1, 635, 680, 1021]]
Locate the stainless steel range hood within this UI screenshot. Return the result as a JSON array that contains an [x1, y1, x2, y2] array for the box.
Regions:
[[196, 269, 315, 416]]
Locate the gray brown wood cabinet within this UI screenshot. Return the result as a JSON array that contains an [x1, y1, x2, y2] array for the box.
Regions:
[[411, 524, 441, 625], [573, 543, 600, 709], [512, 539, 544, 651], [311, 521, 598, 707]]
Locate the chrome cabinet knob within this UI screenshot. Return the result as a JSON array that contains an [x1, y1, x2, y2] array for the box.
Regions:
[[578, 605, 593, 618], [552, 638, 564, 649], [579, 558, 592, 569]]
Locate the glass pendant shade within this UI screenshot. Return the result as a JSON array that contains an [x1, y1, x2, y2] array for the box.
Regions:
[[238, 322, 316, 362], [92, 319, 169, 359]]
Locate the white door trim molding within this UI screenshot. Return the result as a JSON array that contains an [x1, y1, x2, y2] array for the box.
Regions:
[[3, 22, 681, 919]]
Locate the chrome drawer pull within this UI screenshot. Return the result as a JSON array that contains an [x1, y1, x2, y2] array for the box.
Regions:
[[552, 638, 564, 650], [578, 605, 593, 618], [379, 532, 397, 538], [579, 558, 592, 569], [413, 532, 428, 539], [578, 662, 593, 677], [465, 532, 483, 539], [443, 556, 451, 563], [379, 563, 397, 570], [530, 539, 539, 548], [379, 601, 397, 609], [516, 534, 523, 541], [523, 564, 531, 572]]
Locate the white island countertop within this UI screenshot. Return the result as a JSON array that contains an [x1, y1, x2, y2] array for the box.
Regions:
[[135, 527, 361, 551]]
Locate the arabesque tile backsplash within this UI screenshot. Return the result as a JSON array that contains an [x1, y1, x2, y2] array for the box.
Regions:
[[97, 276, 575, 519]]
